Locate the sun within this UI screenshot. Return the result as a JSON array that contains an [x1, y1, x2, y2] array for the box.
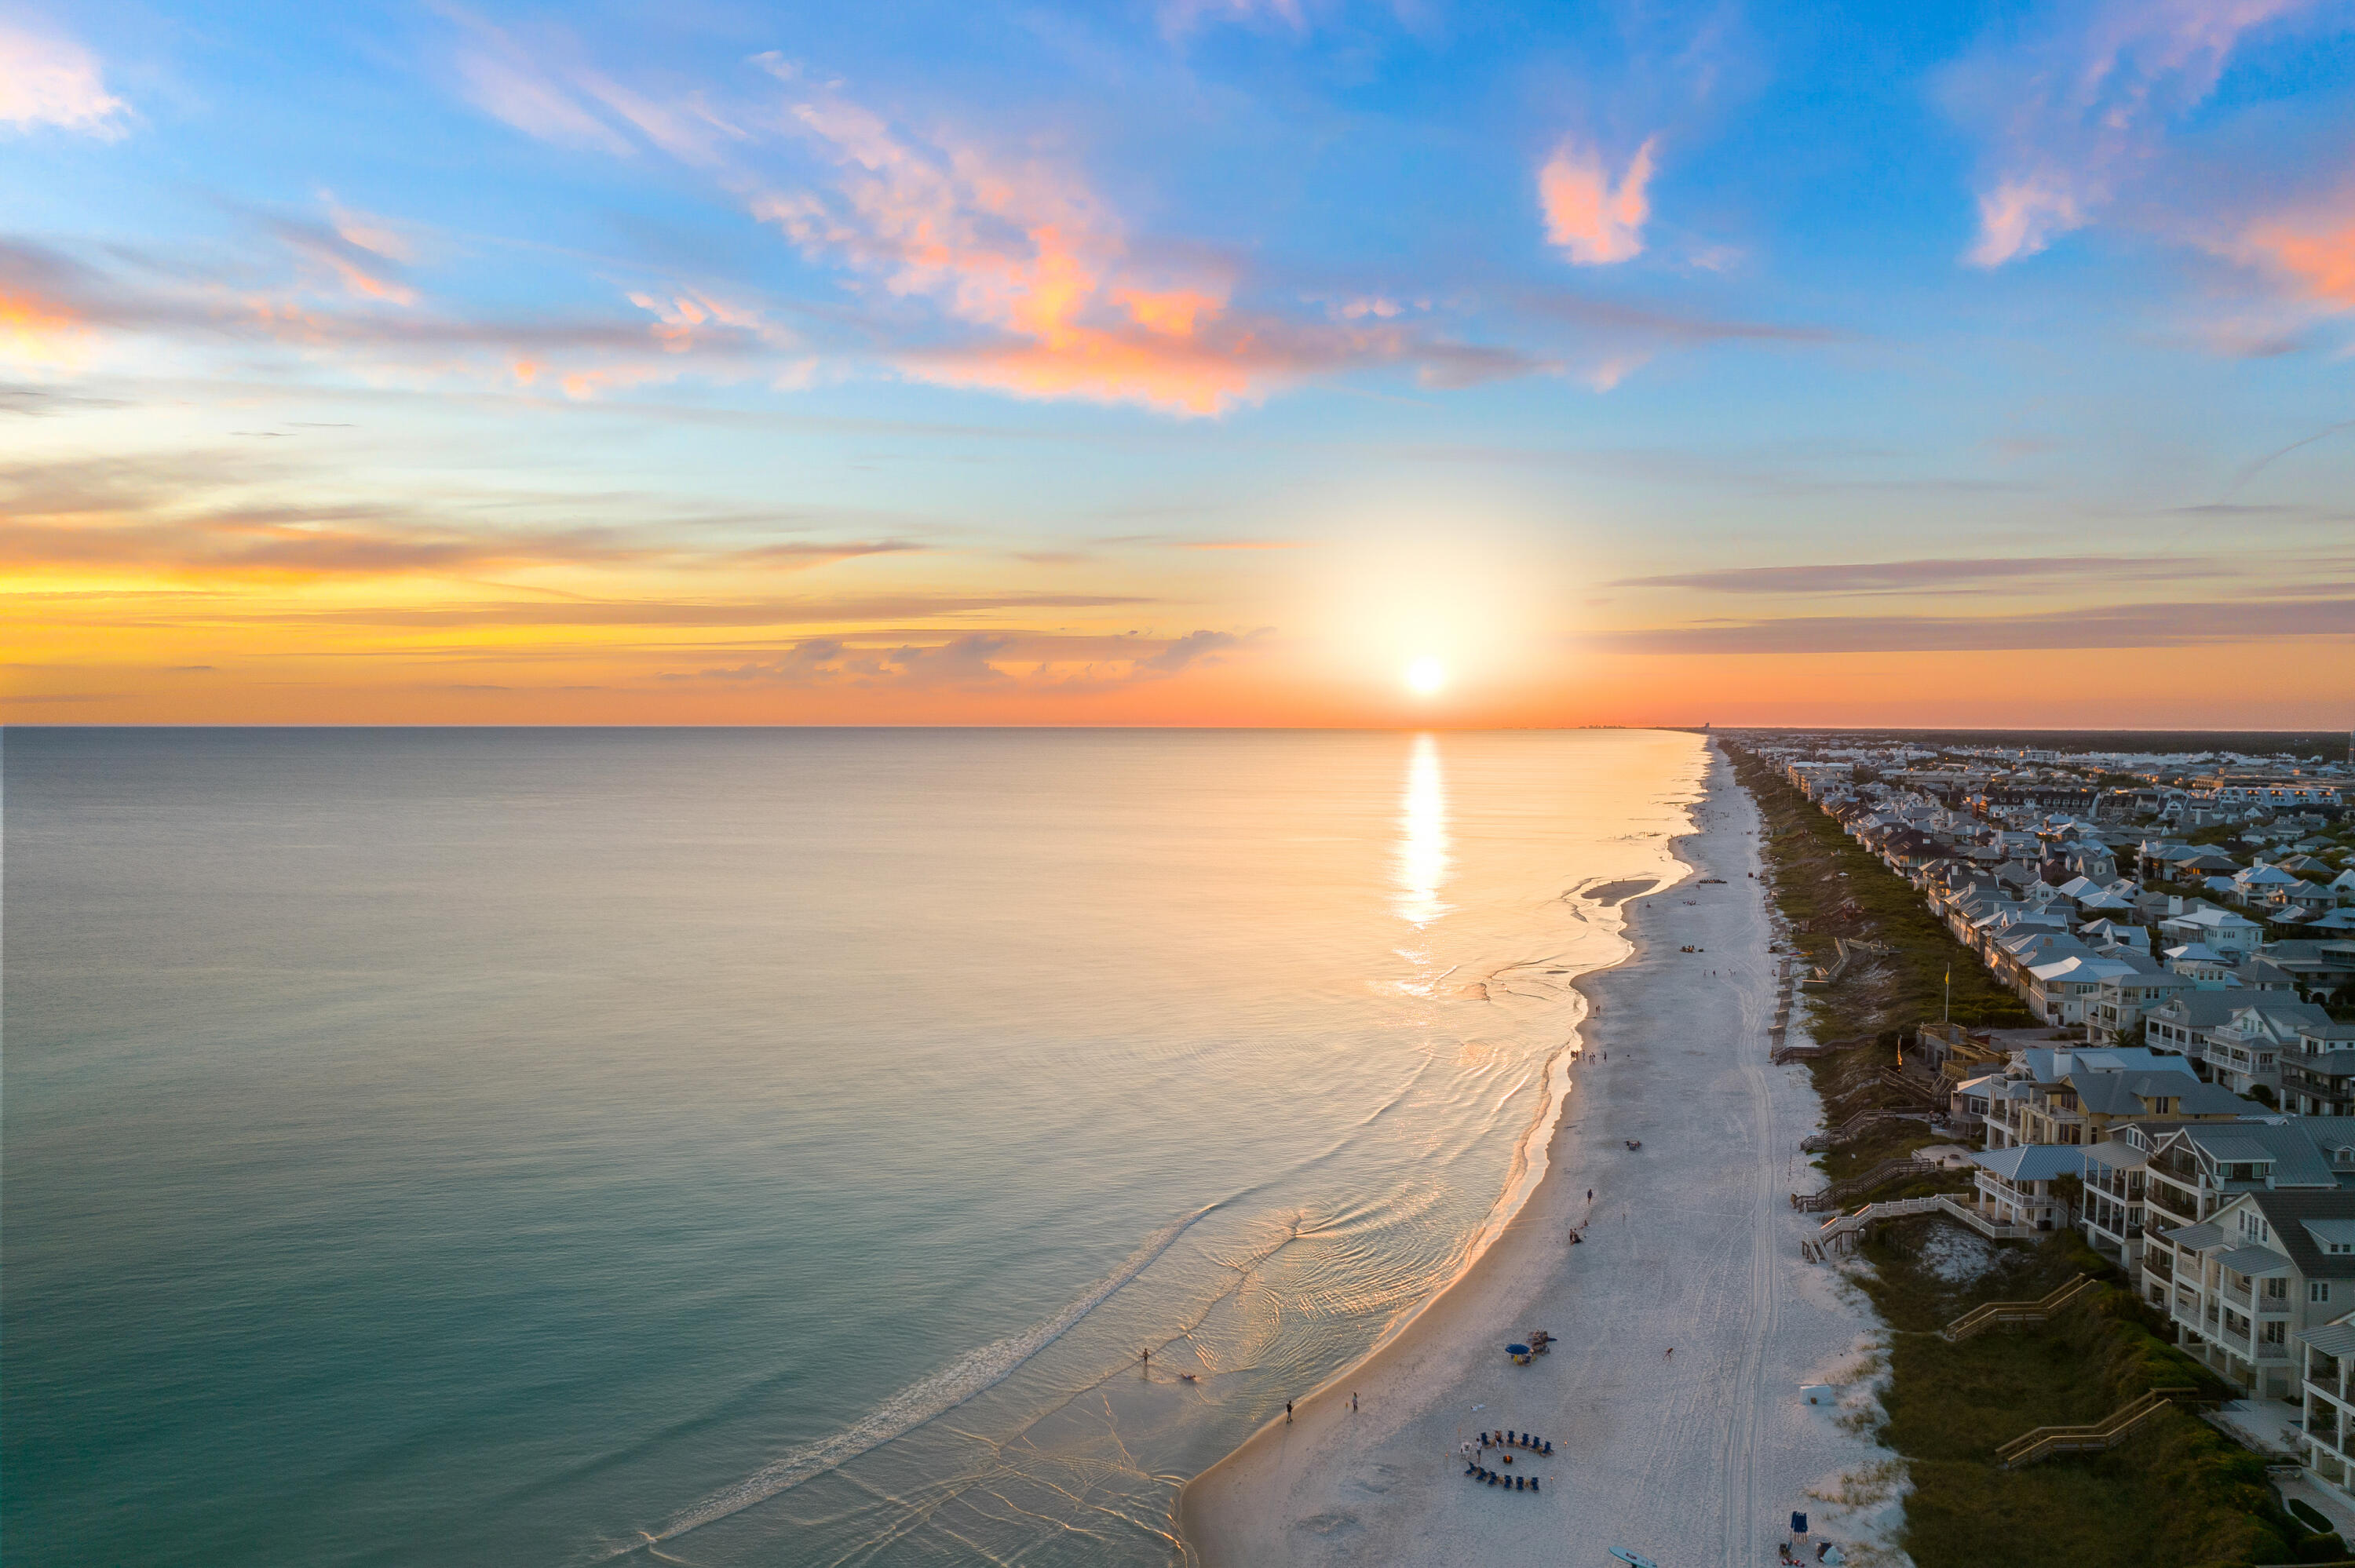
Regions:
[[1404, 656, 1446, 696]]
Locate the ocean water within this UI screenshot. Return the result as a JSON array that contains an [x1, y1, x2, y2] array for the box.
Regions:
[[3, 727, 1703, 1567]]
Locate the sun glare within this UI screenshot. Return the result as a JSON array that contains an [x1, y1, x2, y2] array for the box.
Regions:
[[1405, 656, 1446, 696]]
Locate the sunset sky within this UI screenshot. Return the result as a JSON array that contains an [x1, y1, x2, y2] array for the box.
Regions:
[[5, 0, 2352, 726]]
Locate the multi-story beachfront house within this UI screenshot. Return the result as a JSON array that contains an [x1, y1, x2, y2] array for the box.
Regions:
[[2138, 1121, 2355, 1309], [1969, 1143, 2084, 1231], [2083, 1137, 2151, 1268], [2156, 1190, 2355, 1401], [2295, 1317, 2355, 1513], [2145, 991, 2248, 1059], [2204, 1000, 2336, 1099], [2085, 968, 2200, 1045], [1978, 1050, 2246, 1150], [2159, 905, 2266, 959], [2283, 1022, 2355, 1118]]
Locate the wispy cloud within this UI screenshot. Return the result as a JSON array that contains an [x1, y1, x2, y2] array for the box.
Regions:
[[0, 20, 130, 138], [663, 626, 1252, 690], [0, 235, 781, 395], [434, 37, 1565, 414], [1613, 555, 2217, 595], [1952, 0, 2322, 268], [1538, 137, 1658, 266], [1594, 596, 2355, 654]]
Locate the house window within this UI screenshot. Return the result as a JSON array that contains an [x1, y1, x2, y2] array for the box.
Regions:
[[2313, 1282, 2332, 1304], [2265, 1276, 2289, 1300], [2265, 1321, 2287, 1345]]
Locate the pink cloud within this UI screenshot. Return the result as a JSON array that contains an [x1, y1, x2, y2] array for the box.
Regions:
[[0, 21, 130, 138], [1538, 137, 1657, 266], [1965, 172, 2086, 268]]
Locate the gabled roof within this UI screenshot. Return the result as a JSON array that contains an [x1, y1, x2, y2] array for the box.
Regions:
[[2149, 992, 2258, 1029], [2068, 1070, 2249, 1118], [2163, 1121, 2345, 1188], [2246, 1191, 2355, 1278]]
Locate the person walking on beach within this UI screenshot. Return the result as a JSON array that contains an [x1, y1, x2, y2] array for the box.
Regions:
[[1351, 1392, 1358, 1413], [1285, 1400, 1294, 1424]]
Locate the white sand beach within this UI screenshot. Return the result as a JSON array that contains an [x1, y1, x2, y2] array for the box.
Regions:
[[1180, 743, 1911, 1568]]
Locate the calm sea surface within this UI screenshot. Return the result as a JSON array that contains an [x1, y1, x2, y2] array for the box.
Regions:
[[5, 728, 1703, 1566]]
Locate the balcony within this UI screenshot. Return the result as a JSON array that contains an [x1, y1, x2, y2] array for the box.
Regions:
[[2226, 1279, 2254, 1307], [2260, 1295, 2293, 1317]]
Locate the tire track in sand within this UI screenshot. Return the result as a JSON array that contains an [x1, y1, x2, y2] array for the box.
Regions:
[[1718, 764, 1781, 1566]]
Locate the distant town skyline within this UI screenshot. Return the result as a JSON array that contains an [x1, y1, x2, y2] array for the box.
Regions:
[[5, 0, 2352, 725]]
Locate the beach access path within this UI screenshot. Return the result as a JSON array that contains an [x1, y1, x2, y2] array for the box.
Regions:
[[1179, 744, 1908, 1567]]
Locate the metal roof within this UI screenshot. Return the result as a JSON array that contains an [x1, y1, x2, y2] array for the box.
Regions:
[[2302, 1322, 2355, 1359], [2215, 1245, 2292, 1277]]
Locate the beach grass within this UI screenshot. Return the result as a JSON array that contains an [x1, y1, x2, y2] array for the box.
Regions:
[[1855, 1223, 2306, 1568], [1724, 749, 2036, 1036]]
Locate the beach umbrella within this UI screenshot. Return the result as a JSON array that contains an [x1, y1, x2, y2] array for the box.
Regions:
[[1505, 1344, 1530, 1355]]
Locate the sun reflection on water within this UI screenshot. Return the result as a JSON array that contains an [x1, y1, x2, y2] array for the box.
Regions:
[[1395, 733, 1450, 927]]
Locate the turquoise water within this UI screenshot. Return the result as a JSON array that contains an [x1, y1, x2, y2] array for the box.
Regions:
[[4, 727, 1703, 1566]]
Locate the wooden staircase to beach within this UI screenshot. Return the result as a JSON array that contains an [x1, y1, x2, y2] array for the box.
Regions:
[[1940, 1274, 2099, 1343], [1995, 1387, 2197, 1469], [1803, 1107, 1932, 1152], [1793, 1157, 1946, 1212], [1800, 1195, 2043, 1261]]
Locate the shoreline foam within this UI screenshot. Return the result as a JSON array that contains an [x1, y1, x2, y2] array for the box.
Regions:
[[1177, 743, 1912, 1568]]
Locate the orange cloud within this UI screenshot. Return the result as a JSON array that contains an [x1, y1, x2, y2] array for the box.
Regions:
[[2237, 210, 2355, 308], [747, 83, 1302, 414], [1539, 137, 1656, 266]]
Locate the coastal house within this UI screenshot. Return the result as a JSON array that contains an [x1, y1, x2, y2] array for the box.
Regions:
[[2145, 991, 2250, 1059], [1970, 1143, 2084, 1231], [2163, 942, 2240, 983], [1982, 1053, 2249, 1150], [2160, 905, 2266, 958], [2204, 1000, 2336, 1099], [2258, 940, 2355, 1007], [2284, 1023, 2355, 1118], [2293, 1309, 2355, 1514], [2085, 967, 2199, 1045], [2083, 1138, 2152, 1267], [2028, 950, 2161, 1030], [2159, 1191, 2355, 1401], [2137, 1119, 2355, 1307]]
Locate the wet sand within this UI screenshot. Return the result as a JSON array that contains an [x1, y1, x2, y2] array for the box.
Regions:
[[1178, 744, 1910, 1567]]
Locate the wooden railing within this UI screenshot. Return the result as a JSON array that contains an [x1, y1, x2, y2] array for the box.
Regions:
[[1941, 1274, 2099, 1343], [1793, 1158, 1946, 1212], [1995, 1387, 2196, 1468]]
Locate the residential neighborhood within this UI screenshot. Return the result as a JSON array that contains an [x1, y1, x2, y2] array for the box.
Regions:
[[1732, 731, 2355, 1522]]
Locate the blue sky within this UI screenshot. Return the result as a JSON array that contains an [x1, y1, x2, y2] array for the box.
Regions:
[[5, 0, 2352, 724]]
